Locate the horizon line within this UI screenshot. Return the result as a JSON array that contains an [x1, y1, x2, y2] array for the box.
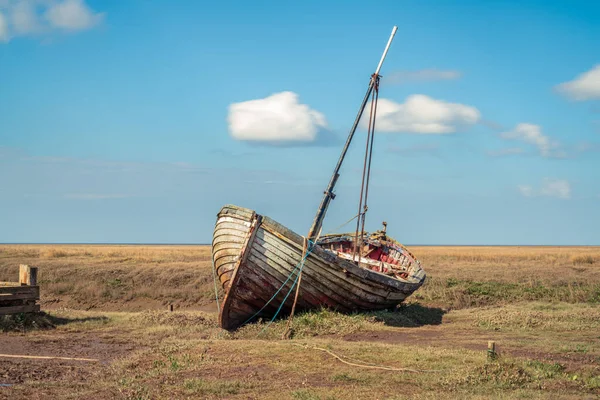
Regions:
[[1, 242, 599, 247]]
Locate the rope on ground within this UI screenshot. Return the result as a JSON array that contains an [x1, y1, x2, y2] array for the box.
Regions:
[[210, 257, 221, 314], [290, 343, 438, 373], [0, 354, 98, 362]]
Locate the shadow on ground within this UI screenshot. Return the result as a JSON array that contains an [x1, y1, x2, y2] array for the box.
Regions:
[[0, 312, 109, 332], [369, 303, 446, 327]]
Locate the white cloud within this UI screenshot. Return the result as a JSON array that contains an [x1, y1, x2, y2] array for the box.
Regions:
[[383, 69, 461, 84], [45, 0, 103, 31], [555, 65, 600, 101], [227, 91, 328, 143], [365, 94, 480, 134], [518, 178, 571, 199], [500, 123, 559, 157], [0, 0, 103, 42]]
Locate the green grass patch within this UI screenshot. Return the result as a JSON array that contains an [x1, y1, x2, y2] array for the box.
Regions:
[[525, 360, 565, 379], [233, 304, 444, 340], [415, 277, 600, 309]]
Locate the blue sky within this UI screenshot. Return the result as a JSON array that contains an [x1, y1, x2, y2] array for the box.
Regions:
[[1, 0, 599, 244]]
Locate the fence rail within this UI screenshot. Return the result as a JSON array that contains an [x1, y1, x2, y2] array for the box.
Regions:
[[0, 265, 40, 315]]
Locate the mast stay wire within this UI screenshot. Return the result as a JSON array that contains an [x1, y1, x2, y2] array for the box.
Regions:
[[353, 74, 381, 261]]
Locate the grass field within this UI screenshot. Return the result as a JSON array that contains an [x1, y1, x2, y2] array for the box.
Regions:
[[1, 245, 599, 399]]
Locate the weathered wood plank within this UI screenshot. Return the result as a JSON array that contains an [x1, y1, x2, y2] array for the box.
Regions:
[[256, 231, 394, 301], [246, 251, 355, 311], [0, 304, 40, 315], [0, 282, 20, 287], [214, 218, 251, 229], [217, 205, 255, 221], [0, 292, 40, 301], [213, 214, 253, 289], [251, 246, 390, 308], [0, 286, 39, 297], [213, 228, 248, 239], [212, 234, 246, 245], [252, 237, 387, 305], [259, 213, 416, 290]]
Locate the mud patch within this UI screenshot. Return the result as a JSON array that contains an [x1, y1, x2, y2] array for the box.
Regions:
[[0, 330, 136, 362], [0, 328, 142, 398], [0, 359, 97, 385]]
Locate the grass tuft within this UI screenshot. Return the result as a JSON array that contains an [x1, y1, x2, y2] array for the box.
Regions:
[[571, 255, 596, 265], [463, 361, 533, 389], [0, 312, 57, 332]]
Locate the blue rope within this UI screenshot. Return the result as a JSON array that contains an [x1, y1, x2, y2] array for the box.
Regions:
[[242, 240, 315, 327], [259, 245, 311, 334]]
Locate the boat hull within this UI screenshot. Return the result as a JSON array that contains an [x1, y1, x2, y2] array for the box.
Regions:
[[212, 205, 426, 331]]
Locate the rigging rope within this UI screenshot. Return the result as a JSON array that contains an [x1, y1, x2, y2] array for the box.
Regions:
[[246, 78, 383, 337], [283, 236, 308, 338], [241, 238, 316, 328], [282, 227, 322, 338], [360, 75, 379, 245], [323, 212, 361, 236], [261, 234, 318, 335], [353, 74, 380, 260]]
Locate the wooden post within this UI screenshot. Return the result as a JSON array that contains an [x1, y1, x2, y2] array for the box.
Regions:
[[2, 265, 41, 315], [169, 304, 173, 312], [487, 341, 497, 360], [19, 265, 37, 286]]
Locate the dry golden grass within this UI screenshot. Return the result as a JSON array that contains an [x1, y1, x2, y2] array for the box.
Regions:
[[0, 245, 216, 311], [412, 245, 600, 282], [1, 245, 600, 312]]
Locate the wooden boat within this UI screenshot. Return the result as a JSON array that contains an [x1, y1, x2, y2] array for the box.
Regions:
[[212, 26, 427, 331], [213, 205, 426, 330]]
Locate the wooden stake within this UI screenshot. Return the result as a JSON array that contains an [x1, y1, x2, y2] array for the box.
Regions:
[[169, 304, 173, 312], [487, 340, 497, 360], [19, 265, 37, 286]]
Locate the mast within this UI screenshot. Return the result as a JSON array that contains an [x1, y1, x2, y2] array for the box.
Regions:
[[307, 26, 398, 242]]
